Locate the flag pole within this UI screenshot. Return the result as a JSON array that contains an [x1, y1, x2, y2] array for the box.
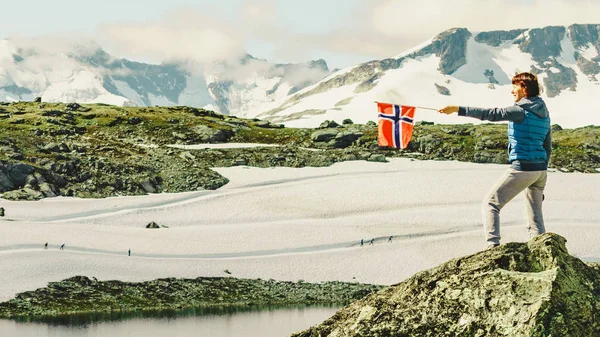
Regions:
[[374, 101, 439, 111]]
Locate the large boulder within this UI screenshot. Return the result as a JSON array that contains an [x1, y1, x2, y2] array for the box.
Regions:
[[2, 188, 45, 201], [311, 129, 340, 142], [291, 233, 600, 337], [193, 125, 234, 143], [0, 163, 36, 192]]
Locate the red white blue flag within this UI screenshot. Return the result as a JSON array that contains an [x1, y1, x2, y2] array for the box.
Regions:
[[377, 103, 416, 149]]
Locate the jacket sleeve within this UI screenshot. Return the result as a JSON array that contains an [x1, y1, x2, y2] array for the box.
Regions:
[[543, 130, 552, 165], [458, 105, 526, 122]]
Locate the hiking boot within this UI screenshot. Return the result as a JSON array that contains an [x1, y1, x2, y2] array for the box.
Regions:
[[486, 243, 499, 250]]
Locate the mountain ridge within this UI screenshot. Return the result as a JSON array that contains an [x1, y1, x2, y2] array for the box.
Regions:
[[263, 24, 600, 128], [1, 24, 600, 128]]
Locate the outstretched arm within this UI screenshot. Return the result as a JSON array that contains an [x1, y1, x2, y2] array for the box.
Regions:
[[439, 105, 526, 122]]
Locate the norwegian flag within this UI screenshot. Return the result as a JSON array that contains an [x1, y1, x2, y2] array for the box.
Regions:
[[377, 103, 416, 149]]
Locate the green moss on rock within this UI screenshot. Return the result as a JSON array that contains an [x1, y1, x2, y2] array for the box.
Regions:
[[292, 233, 600, 337]]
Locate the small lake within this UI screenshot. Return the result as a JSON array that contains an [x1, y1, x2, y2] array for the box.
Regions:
[[0, 305, 340, 337]]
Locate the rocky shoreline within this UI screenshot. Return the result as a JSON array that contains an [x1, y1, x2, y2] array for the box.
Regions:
[[0, 102, 598, 201], [0, 276, 384, 319]]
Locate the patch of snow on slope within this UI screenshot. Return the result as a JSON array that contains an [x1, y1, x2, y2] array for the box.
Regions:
[[271, 83, 360, 126], [285, 65, 359, 100], [0, 90, 18, 102], [544, 34, 600, 128], [282, 54, 493, 127], [228, 76, 288, 118], [42, 69, 127, 105], [579, 42, 599, 60], [148, 92, 175, 106], [452, 37, 512, 85], [178, 75, 215, 108], [393, 38, 433, 59], [113, 79, 144, 106]]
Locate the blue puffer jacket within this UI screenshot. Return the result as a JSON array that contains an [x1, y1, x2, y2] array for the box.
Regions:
[[507, 98, 551, 162], [458, 96, 552, 171]]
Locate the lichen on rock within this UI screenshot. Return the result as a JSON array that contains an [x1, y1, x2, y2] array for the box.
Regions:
[[292, 233, 600, 337]]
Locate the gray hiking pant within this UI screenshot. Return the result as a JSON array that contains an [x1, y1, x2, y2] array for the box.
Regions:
[[483, 168, 547, 245]]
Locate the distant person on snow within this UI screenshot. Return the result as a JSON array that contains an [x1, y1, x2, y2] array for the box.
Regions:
[[369, 238, 374, 246], [388, 236, 393, 243], [44, 242, 48, 249], [439, 72, 551, 250], [0, 207, 4, 217], [60, 244, 65, 250], [360, 239, 364, 247]]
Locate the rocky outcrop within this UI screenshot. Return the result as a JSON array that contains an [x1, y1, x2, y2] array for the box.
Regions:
[[292, 233, 600, 337], [0, 276, 383, 318], [537, 60, 578, 98], [568, 24, 600, 50], [415, 28, 472, 75], [474, 29, 527, 47], [519, 26, 566, 64], [311, 129, 363, 149], [435, 83, 451, 95]]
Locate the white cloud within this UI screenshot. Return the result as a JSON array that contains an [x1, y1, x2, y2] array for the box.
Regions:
[[361, 0, 600, 57], [242, 0, 600, 65], [0, 35, 103, 91], [98, 7, 246, 65], [242, 0, 277, 25]]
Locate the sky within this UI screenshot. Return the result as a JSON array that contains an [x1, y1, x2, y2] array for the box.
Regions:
[[1, 0, 600, 69]]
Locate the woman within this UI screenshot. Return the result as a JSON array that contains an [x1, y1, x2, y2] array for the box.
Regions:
[[439, 72, 552, 249]]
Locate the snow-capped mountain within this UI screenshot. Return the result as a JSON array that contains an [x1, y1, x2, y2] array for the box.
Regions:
[[2, 24, 600, 128], [0, 39, 330, 117], [262, 24, 600, 129]]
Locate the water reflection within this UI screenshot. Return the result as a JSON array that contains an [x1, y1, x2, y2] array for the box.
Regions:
[[0, 305, 340, 337]]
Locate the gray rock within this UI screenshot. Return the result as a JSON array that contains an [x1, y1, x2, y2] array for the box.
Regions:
[[474, 29, 527, 47], [434, 83, 451, 95], [66, 103, 80, 111], [2, 188, 44, 201], [41, 142, 70, 153], [172, 132, 187, 140], [542, 60, 578, 98], [6, 164, 35, 188], [311, 129, 339, 142], [0, 171, 15, 192], [292, 233, 600, 337], [519, 26, 566, 63], [414, 28, 472, 75], [38, 182, 57, 198], [140, 179, 156, 193], [128, 117, 143, 125], [254, 121, 271, 128], [193, 125, 234, 143], [232, 158, 248, 166], [319, 120, 340, 129], [330, 131, 363, 148], [367, 154, 387, 162], [484, 69, 500, 84], [24, 174, 38, 188], [146, 221, 160, 229]]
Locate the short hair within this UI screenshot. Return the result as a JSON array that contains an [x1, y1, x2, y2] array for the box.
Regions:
[[512, 72, 541, 97]]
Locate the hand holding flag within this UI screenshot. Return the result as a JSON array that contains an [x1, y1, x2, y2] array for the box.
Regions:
[[438, 105, 459, 115]]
